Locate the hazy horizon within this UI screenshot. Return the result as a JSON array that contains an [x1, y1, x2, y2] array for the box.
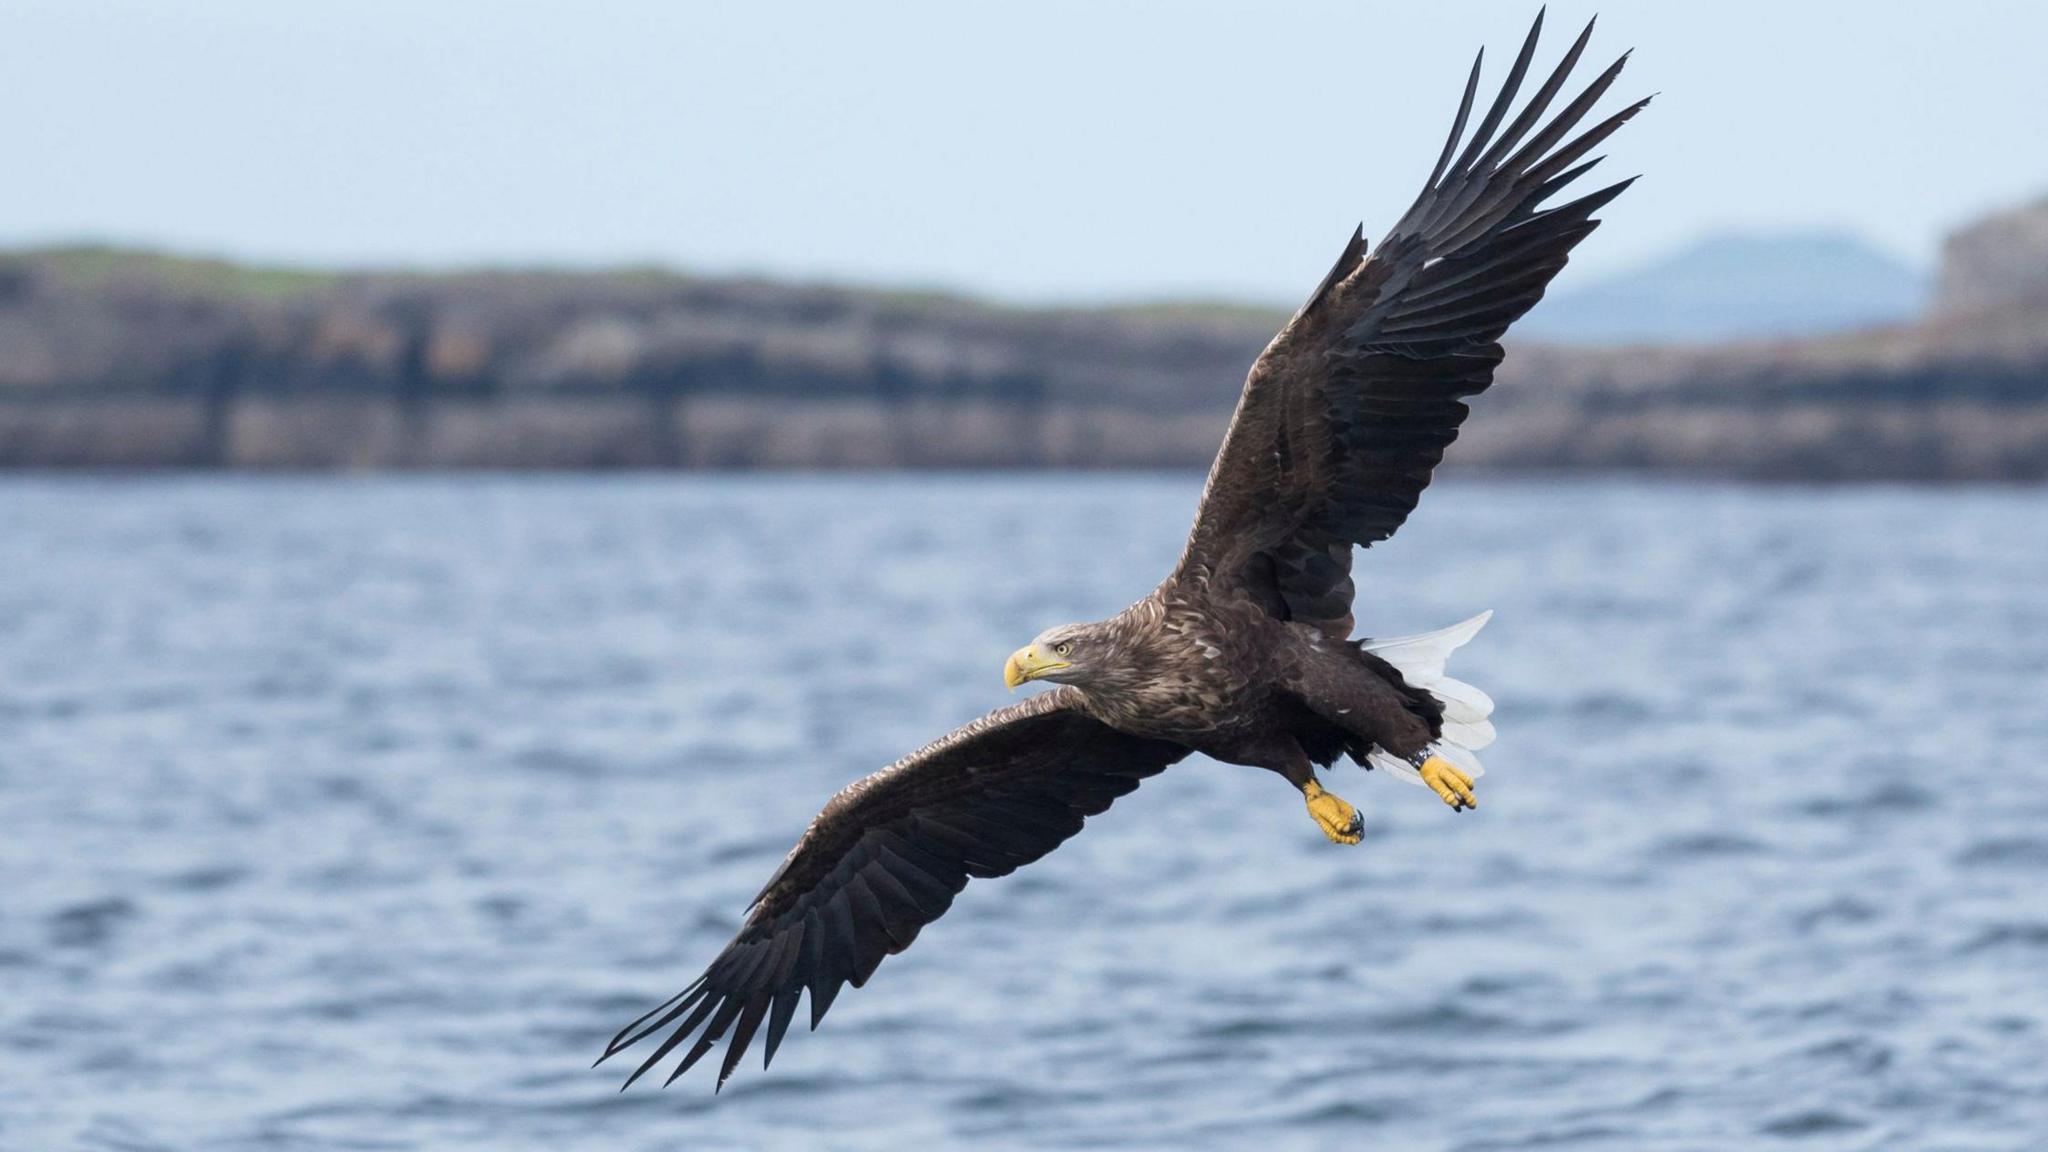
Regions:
[[6, 1, 2045, 305]]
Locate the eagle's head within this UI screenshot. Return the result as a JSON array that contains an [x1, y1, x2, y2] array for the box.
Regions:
[[1003, 621, 1116, 690]]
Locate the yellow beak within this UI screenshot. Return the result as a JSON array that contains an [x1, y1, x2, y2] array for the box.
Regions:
[[1003, 645, 1068, 690]]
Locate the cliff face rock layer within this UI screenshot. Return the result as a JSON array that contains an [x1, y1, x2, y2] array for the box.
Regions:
[[1937, 196, 2048, 316], [1, 234, 2044, 479]]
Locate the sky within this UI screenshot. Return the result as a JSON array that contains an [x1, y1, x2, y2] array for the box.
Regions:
[[4, 1, 2046, 305]]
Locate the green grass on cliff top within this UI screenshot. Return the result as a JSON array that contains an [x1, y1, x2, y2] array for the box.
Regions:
[[9, 244, 1289, 328], [23, 245, 343, 299]]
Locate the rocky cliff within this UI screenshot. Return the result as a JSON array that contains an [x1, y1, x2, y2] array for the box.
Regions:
[[1937, 196, 2048, 315], [2, 222, 2044, 478]]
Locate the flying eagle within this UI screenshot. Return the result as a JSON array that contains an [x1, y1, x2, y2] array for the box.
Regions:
[[601, 10, 1647, 1091]]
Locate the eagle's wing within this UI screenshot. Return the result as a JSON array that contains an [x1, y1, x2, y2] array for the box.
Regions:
[[1176, 13, 1648, 638], [598, 686, 1187, 1091]]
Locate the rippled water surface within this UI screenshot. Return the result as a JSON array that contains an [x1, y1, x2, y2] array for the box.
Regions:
[[3, 475, 2046, 1150]]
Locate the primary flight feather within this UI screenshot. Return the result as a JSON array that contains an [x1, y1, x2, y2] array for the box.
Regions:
[[599, 9, 1648, 1091]]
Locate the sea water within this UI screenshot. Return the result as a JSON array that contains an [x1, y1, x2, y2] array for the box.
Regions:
[[2, 475, 2044, 1150]]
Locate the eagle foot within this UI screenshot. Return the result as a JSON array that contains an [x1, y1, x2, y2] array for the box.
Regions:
[[1419, 755, 1477, 811], [1302, 780, 1363, 844]]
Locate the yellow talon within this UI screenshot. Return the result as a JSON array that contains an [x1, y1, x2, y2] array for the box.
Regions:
[[1418, 755, 1477, 811], [1303, 780, 1364, 844]]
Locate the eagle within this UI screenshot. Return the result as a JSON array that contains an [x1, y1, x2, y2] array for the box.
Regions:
[[601, 10, 1647, 1092]]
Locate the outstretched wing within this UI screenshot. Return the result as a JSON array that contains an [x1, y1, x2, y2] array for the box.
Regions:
[[597, 687, 1187, 1091], [1176, 12, 1649, 638]]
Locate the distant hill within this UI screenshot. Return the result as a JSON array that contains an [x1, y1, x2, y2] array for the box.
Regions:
[[1519, 232, 1929, 346]]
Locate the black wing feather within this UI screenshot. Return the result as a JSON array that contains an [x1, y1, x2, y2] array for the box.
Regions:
[[1176, 12, 1649, 639], [598, 687, 1185, 1091]]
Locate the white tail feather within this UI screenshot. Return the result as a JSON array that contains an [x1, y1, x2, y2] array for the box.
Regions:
[[1430, 677, 1494, 723], [1361, 611, 1495, 790], [1443, 718, 1496, 749], [1364, 610, 1492, 685]]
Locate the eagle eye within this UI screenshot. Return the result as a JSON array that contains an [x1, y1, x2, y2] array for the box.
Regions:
[[1054, 641, 1073, 657]]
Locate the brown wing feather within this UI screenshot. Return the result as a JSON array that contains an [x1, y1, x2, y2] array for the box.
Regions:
[[597, 687, 1187, 1091], [1176, 11, 1650, 637]]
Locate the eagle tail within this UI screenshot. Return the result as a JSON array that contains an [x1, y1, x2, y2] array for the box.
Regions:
[[1361, 611, 1496, 786]]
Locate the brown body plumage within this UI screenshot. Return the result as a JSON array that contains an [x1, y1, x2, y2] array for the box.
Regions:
[[1054, 582, 1439, 773], [601, 10, 1648, 1091]]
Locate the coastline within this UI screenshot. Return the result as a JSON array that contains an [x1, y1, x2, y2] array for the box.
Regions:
[[2, 245, 2043, 480]]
